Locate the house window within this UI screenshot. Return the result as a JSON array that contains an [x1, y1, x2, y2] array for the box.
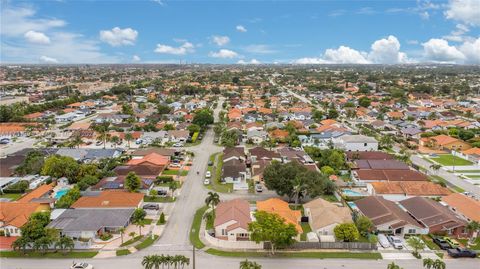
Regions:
[[364, 143, 367, 147], [408, 229, 416, 234], [222, 229, 226, 236], [15, 228, 18, 233]]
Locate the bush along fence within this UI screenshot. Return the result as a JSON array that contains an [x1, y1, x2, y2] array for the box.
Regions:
[[264, 241, 377, 251]]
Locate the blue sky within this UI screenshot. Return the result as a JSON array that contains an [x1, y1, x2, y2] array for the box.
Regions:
[[1, 0, 479, 64]]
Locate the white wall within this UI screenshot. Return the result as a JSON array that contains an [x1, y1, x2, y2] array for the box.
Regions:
[[344, 142, 378, 151], [204, 231, 264, 249]]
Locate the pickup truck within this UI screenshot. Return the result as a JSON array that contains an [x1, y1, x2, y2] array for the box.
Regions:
[[447, 248, 477, 258]]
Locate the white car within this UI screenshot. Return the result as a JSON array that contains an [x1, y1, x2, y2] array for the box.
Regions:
[[205, 171, 211, 178], [387, 235, 404, 249], [70, 263, 94, 269], [204, 179, 210, 185], [377, 234, 391, 248]]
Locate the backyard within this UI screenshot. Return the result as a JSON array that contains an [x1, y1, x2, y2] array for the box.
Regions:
[[429, 154, 473, 166]]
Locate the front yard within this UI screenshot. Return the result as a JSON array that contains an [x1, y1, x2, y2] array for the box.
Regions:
[[206, 153, 233, 193], [430, 154, 473, 166], [457, 237, 480, 250]]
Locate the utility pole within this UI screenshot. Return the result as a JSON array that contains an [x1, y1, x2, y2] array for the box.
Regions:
[[192, 245, 196, 269]]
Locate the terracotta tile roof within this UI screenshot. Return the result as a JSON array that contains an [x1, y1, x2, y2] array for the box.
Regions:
[[71, 190, 144, 208], [256, 198, 302, 233], [442, 193, 480, 222], [371, 181, 451, 196], [0, 123, 27, 134], [320, 119, 337, 126], [17, 183, 54, 203], [461, 147, 480, 155], [0, 202, 43, 228], [431, 134, 459, 146], [214, 199, 251, 232], [269, 129, 289, 139], [128, 153, 170, 166]]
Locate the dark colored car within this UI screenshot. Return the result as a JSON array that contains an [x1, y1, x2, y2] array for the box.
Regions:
[[447, 248, 477, 258], [157, 190, 168, 196], [433, 237, 452, 250], [142, 204, 160, 210], [208, 160, 213, 166]]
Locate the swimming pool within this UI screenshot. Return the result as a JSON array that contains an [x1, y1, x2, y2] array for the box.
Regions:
[[342, 189, 365, 197], [347, 201, 358, 211], [54, 188, 69, 199]]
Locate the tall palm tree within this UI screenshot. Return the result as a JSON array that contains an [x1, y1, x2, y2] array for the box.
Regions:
[[142, 255, 155, 269], [423, 258, 434, 269], [433, 259, 446, 269], [125, 132, 134, 148], [110, 136, 120, 148], [71, 133, 84, 148], [466, 221, 480, 244], [119, 227, 126, 244], [205, 191, 220, 209], [387, 262, 403, 269], [179, 255, 190, 269], [95, 122, 110, 149]]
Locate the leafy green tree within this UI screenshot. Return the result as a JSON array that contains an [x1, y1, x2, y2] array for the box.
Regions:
[[187, 124, 201, 134], [42, 155, 80, 183], [125, 132, 134, 148], [320, 166, 335, 176], [423, 258, 434, 269], [12, 237, 30, 254], [248, 211, 298, 255], [15, 150, 45, 176], [157, 104, 171, 115], [158, 212, 166, 225], [358, 97, 372, 108], [334, 223, 360, 242], [407, 236, 425, 256], [221, 130, 239, 147], [387, 262, 403, 269], [192, 109, 214, 127], [125, 171, 141, 192], [122, 103, 134, 115], [433, 259, 446, 269], [355, 216, 374, 237], [55, 186, 81, 208], [459, 129, 474, 141]]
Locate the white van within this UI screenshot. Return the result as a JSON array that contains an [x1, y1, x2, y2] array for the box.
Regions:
[[378, 234, 391, 248]]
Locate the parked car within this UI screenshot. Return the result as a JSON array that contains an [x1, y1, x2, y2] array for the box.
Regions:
[[433, 237, 452, 250], [447, 248, 477, 258], [143, 204, 160, 210], [135, 139, 143, 145], [70, 262, 94, 269], [387, 235, 403, 249], [378, 234, 391, 248], [204, 179, 210, 185], [157, 190, 168, 196], [208, 160, 213, 166], [205, 171, 211, 178], [95, 141, 103, 146], [255, 184, 263, 192], [443, 237, 460, 248], [173, 143, 183, 147], [0, 138, 10, 144]]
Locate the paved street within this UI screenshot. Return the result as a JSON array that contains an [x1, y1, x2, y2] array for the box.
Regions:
[[0, 137, 36, 157]]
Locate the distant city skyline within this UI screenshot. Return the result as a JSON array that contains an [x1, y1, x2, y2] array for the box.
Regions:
[[1, 0, 479, 64]]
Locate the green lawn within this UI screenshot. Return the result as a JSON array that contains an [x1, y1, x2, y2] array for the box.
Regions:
[[161, 169, 180, 175], [156, 181, 182, 188], [320, 194, 338, 202], [0, 193, 23, 201], [430, 154, 473, 166], [190, 206, 207, 249], [421, 235, 440, 250], [144, 196, 176, 203], [206, 153, 233, 193], [134, 235, 159, 250], [120, 235, 144, 247], [116, 249, 130, 256], [205, 248, 382, 259], [142, 218, 153, 225], [300, 222, 313, 241], [455, 170, 480, 173], [0, 251, 98, 258]]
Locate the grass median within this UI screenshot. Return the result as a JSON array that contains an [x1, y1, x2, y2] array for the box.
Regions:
[[190, 206, 207, 249], [0, 251, 98, 258], [116, 249, 131, 256], [135, 235, 159, 250], [205, 248, 382, 259]]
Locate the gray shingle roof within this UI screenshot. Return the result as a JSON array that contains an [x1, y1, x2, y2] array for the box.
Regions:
[[47, 208, 134, 232]]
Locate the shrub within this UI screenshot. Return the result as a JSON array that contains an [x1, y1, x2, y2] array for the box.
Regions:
[[155, 176, 174, 183], [158, 212, 166, 225], [100, 233, 113, 241]]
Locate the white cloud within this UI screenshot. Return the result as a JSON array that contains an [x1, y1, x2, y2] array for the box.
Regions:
[[445, 0, 480, 26], [100, 27, 138, 46], [39, 55, 58, 63], [236, 25, 247, 32], [1, 4, 117, 63], [238, 59, 261, 65], [132, 55, 141, 62], [422, 38, 465, 62], [368, 35, 409, 64], [407, 40, 419, 45], [151, 0, 165, 5], [211, 35, 230, 46], [0, 5, 65, 37], [209, 49, 239, 58], [443, 24, 470, 42], [154, 42, 195, 55], [24, 30, 50, 44], [294, 35, 411, 64], [459, 38, 480, 64], [244, 44, 277, 54]]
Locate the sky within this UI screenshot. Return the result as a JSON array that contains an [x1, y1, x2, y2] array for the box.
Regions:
[[1, 0, 479, 64]]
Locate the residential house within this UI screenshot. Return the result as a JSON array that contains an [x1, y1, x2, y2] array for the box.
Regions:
[[303, 198, 352, 237], [0, 202, 46, 236], [214, 199, 252, 241], [338, 135, 378, 151], [168, 130, 190, 143], [367, 181, 451, 201], [71, 191, 144, 209], [246, 130, 267, 144], [420, 134, 472, 151], [47, 208, 135, 240], [354, 196, 427, 235], [345, 151, 394, 161], [399, 197, 468, 237], [222, 159, 248, 190], [352, 169, 428, 184], [256, 198, 303, 235], [442, 193, 480, 223]]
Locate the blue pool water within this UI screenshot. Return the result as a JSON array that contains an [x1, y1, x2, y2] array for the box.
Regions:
[[342, 189, 364, 197], [54, 188, 69, 199], [347, 201, 359, 210]]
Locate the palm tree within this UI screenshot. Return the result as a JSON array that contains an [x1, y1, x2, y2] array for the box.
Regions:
[[430, 164, 442, 175], [205, 191, 220, 209], [179, 255, 190, 269], [169, 181, 178, 197], [240, 259, 262, 269], [55, 236, 75, 254], [433, 259, 446, 269], [129, 231, 136, 239], [95, 122, 110, 149], [125, 132, 134, 148], [142, 255, 156, 269], [292, 176, 307, 206], [119, 227, 126, 244], [387, 262, 403, 269], [70, 133, 84, 148], [423, 258, 434, 269], [466, 221, 480, 244], [110, 135, 120, 148]]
